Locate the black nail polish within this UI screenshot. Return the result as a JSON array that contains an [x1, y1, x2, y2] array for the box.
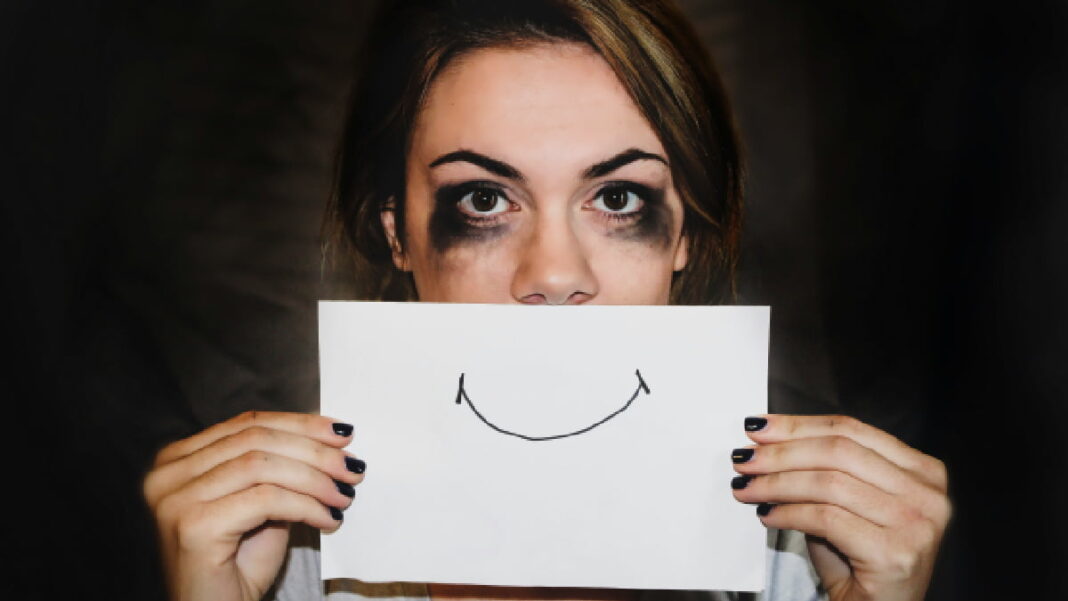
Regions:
[[332, 423, 354, 437], [756, 503, 775, 517], [328, 506, 344, 521], [744, 417, 768, 432], [335, 480, 355, 498], [731, 448, 755, 463], [345, 457, 366, 474], [731, 475, 753, 490]]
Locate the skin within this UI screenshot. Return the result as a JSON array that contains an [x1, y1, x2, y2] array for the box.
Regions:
[[145, 43, 950, 601], [144, 412, 359, 600]]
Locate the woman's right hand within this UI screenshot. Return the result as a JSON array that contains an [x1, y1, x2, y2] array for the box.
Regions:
[[143, 411, 365, 601]]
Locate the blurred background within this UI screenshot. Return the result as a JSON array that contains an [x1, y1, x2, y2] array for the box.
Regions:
[[4, 0, 1067, 598]]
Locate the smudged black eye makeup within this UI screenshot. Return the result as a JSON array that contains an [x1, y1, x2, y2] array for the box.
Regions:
[[586, 181, 673, 246], [429, 180, 515, 251], [428, 179, 673, 253]]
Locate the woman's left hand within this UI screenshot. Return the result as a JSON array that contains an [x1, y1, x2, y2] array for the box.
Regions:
[[730, 414, 951, 601]]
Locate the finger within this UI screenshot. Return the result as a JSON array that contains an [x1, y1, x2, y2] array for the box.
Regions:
[[178, 484, 343, 554], [732, 470, 911, 528], [146, 425, 365, 506], [732, 435, 922, 496], [745, 414, 946, 490], [756, 502, 889, 568], [166, 450, 356, 512], [156, 411, 353, 466]]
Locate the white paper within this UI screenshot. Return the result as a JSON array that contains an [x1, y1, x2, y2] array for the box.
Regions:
[[319, 302, 768, 592]]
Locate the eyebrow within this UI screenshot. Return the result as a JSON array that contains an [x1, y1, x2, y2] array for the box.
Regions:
[[428, 147, 669, 182], [429, 150, 525, 182], [583, 148, 669, 179]]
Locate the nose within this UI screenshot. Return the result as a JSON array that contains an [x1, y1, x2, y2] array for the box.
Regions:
[[510, 216, 598, 305]]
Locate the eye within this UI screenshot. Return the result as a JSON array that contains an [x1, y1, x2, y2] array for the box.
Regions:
[[458, 188, 510, 216], [592, 187, 643, 214]]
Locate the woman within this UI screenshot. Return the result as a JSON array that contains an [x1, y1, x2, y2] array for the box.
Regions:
[[143, 1, 951, 600]]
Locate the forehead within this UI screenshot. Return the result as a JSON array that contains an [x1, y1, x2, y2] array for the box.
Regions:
[[411, 43, 664, 172]]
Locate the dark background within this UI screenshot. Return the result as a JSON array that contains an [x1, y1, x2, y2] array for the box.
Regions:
[[5, 0, 1067, 598]]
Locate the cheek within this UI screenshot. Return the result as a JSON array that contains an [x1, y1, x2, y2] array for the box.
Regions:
[[408, 236, 521, 303], [582, 205, 683, 303], [586, 241, 677, 303]]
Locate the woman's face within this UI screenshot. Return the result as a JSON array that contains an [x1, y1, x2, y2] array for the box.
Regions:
[[384, 42, 688, 305]]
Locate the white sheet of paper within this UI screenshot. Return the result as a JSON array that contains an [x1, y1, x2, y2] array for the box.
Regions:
[[319, 301, 768, 592]]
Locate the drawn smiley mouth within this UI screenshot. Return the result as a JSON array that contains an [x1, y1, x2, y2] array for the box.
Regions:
[[453, 369, 651, 441]]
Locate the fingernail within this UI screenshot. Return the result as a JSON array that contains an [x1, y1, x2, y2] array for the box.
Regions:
[[333, 423, 354, 437], [731, 448, 755, 463], [329, 506, 344, 521], [756, 503, 775, 517], [345, 457, 366, 474], [731, 475, 753, 490], [744, 417, 768, 432], [335, 480, 355, 498]]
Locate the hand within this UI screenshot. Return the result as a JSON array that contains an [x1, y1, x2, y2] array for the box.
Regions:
[[730, 414, 950, 601], [143, 411, 366, 601]]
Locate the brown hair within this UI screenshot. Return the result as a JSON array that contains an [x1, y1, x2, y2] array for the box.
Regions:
[[325, 0, 743, 304]]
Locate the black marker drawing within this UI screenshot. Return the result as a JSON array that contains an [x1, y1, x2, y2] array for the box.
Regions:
[[454, 369, 651, 441]]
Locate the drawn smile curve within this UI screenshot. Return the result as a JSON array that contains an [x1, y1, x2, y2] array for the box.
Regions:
[[453, 369, 651, 441]]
